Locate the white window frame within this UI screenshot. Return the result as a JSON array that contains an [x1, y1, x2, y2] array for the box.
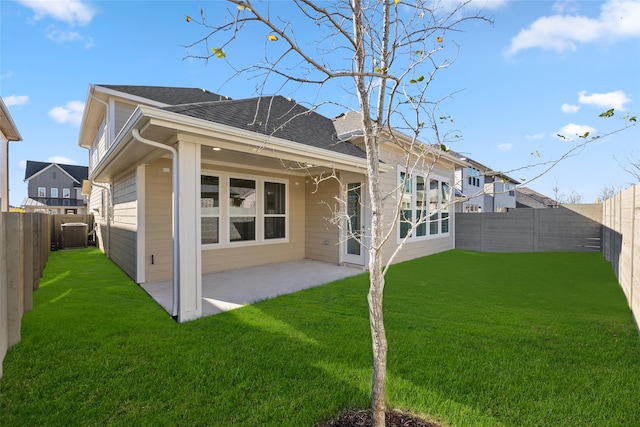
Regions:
[[397, 166, 451, 242], [38, 187, 46, 197], [201, 175, 220, 245], [201, 170, 289, 249], [50, 188, 58, 198], [63, 188, 71, 198], [264, 181, 287, 240]]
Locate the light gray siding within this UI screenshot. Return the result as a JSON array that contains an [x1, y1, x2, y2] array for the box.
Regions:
[[114, 101, 137, 137]]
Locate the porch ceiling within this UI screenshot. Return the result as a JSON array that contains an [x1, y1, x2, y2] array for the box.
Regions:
[[91, 107, 376, 183]]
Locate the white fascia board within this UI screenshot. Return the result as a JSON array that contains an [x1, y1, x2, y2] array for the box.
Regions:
[[92, 85, 171, 108]]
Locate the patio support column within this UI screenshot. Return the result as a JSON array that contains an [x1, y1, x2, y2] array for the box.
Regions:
[[177, 139, 202, 322]]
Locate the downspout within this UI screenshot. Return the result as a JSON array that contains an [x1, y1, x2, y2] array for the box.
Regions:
[[88, 87, 113, 257], [132, 129, 180, 318]]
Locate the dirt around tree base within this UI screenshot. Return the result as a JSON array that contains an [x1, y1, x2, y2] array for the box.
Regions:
[[317, 409, 442, 427]]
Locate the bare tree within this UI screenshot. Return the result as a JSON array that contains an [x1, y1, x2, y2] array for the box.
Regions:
[[185, 1, 490, 425], [183, 2, 637, 425], [598, 184, 620, 203], [616, 152, 640, 182], [552, 180, 584, 204]]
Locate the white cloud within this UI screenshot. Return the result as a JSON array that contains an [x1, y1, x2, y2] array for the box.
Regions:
[[556, 123, 596, 140], [552, 0, 581, 15], [525, 132, 545, 140], [578, 90, 631, 110], [48, 101, 85, 125], [18, 0, 96, 26], [47, 28, 82, 43], [18, 160, 27, 170], [3, 95, 29, 107], [47, 156, 78, 165], [468, 0, 509, 10], [506, 0, 640, 55], [497, 142, 512, 151], [561, 103, 580, 113], [46, 26, 94, 48]]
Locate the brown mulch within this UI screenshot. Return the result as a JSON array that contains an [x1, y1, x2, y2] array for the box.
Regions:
[[317, 409, 442, 427]]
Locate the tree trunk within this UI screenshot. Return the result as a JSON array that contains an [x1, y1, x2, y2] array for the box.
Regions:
[[352, 1, 388, 425], [368, 236, 387, 427]]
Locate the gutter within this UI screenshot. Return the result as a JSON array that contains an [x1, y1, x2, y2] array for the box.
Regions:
[[132, 129, 180, 318]]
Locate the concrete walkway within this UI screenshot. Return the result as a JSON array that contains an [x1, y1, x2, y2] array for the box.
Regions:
[[141, 260, 365, 319]]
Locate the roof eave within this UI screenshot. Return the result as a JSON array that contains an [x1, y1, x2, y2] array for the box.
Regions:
[[0, 98, 23, 141]]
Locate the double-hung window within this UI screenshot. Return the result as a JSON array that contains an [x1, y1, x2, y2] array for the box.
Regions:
[[229, 178, 256, 242], [201, 173, 287, 246], [264, 182, 286, 239], [398, 167, 451, 240], [201, 176, 220, 244], [51, 188, 59, 198], [38, 187, 46, 197], [63, 188, 71, 198]]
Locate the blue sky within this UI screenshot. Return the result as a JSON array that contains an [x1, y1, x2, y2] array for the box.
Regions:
[[1, 0, 638, 207]]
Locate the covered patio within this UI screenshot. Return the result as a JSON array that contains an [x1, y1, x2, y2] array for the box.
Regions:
[[141, 260, 365, 319]]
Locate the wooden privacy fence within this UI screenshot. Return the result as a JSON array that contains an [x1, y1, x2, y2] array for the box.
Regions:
[[602, 183, 639, 329], [0, 213, 51, 378]]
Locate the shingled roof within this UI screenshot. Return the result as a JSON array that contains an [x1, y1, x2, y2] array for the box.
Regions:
[[98, 85, 230, 105], [163, 96, 367, 159], [24, 161, 88, 187]]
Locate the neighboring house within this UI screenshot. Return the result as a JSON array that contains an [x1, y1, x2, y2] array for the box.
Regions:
[[453, 156, 491, 213], [516, 187, 558, 209], [78, 84, 465, 322], [22, 161, 88, 214], [452, 153, 519, 213], [484, 171, 519, 212], [0, 98, 23, 212]]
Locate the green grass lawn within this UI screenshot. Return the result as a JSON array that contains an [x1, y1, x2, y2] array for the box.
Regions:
[[1, 248, 639, 426]]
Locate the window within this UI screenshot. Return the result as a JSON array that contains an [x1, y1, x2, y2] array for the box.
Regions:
[[399, 171, 412, 239], [467, 168, 480, 187], [441, 182, 451, 233], [201, 173, 287, 246], [429, 180, 439, 235], [264, 182, 286, 239], [38, 187, 46, 197], [229, 178, 256, 242], [201, 176, 219, 244], [465, 203, 481, 213], [398, 167, 451, 240], [63, 188, 71, 198], [51, 188, 58, 198]]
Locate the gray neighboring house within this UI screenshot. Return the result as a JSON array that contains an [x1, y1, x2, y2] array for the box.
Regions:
[[451, 152, 519, 213], [22, 161, 88, 214]]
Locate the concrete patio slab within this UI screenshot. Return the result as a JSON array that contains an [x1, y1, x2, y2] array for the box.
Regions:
[[140, 259, 365, 319]]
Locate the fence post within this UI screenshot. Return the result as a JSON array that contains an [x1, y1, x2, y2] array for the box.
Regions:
[[5, 213, 24, 348], [0, 212, 6, 377], [23, 214, 34, 312]]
